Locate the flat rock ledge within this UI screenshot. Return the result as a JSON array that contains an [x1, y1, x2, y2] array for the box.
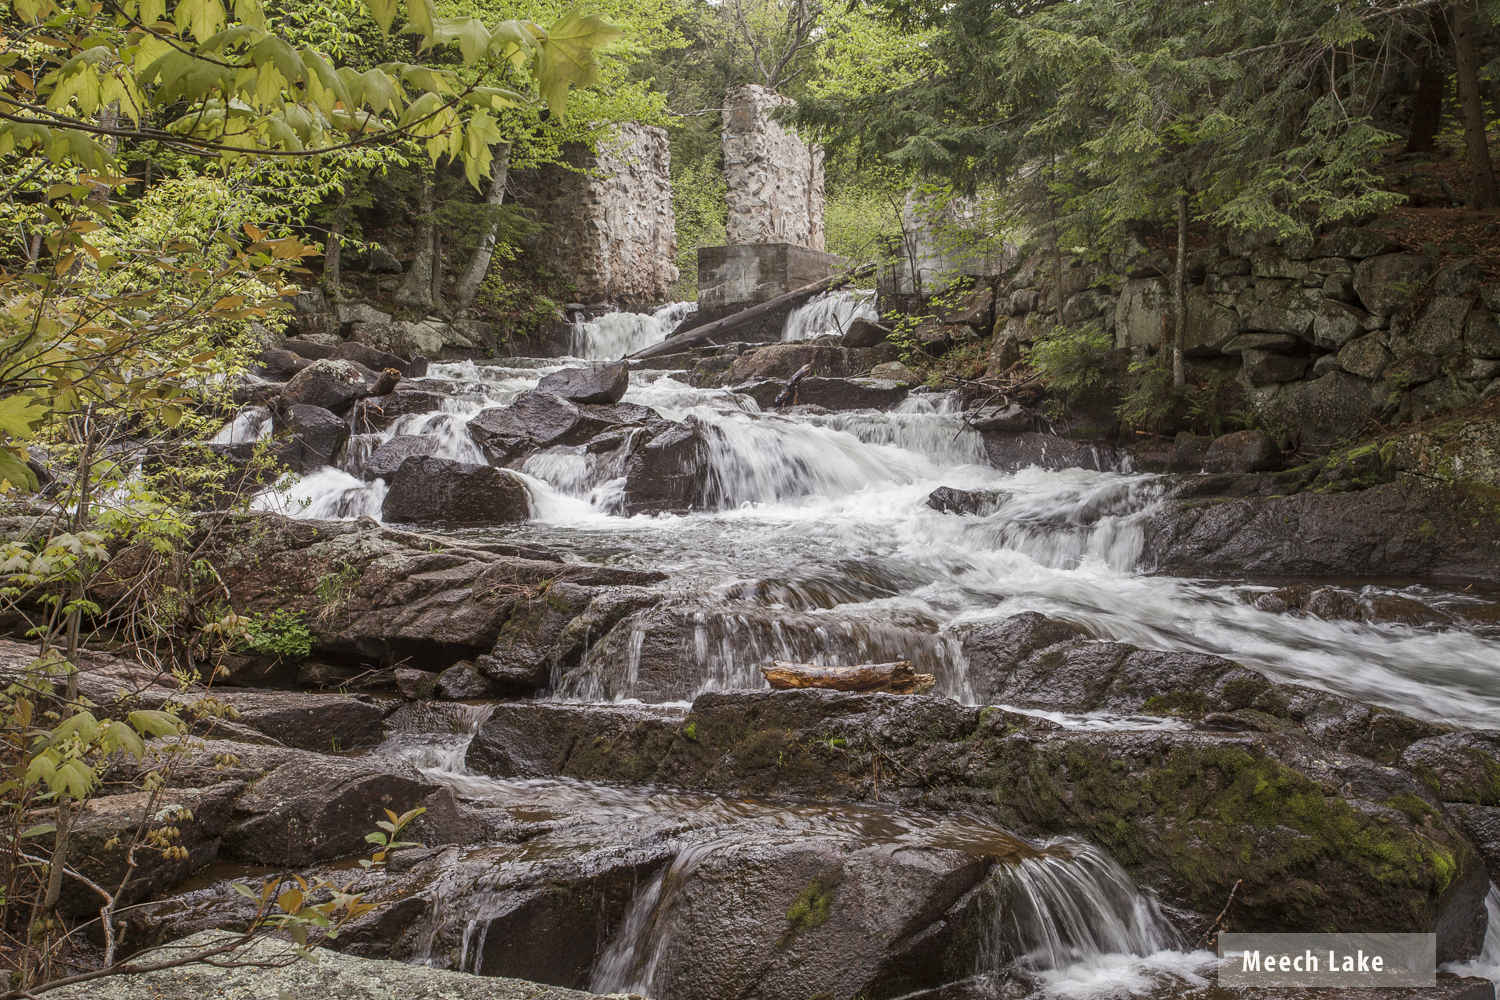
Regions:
[[44, 930, 636, 1000]]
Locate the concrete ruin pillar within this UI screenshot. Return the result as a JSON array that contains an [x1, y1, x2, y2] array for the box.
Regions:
[[511, 122, 678, 307], [722, 85, 825, 251]]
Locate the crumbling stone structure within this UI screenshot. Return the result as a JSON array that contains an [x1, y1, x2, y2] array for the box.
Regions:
[[722, 85, 825, 251], [512, 123, 678, 306]]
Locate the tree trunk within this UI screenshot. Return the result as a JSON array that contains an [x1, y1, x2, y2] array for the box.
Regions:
[[1173, 192, 1188, 389], [1452, 0, 1499, 208], [395, 169, 436, 310], [323, 218, 343, 302], [429, 223, 446, 315], [1405, 51, 1446, 154], [759, 659, 935, 694], [455, 145, 512, 313]]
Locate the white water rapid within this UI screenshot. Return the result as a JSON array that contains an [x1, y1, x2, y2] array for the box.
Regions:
[[567, 301, 697, 360], [781, 289, 879, 341]]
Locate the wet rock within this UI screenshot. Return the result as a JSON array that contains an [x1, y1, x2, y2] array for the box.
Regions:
[[784, 377, 909, 411], [1302, 587, 1363, 621], [1364, 593, 1454, 627], [361, 434, 437, 481], [552, 586, 663, 670], [1144, 479, 1500, 582], [296, 661, 394, 691], [1400, 731, 1500, 805], [207, 513, 661, 670], [214, 744, 437, 866], [468, 392, 652, 462], [272, 403, 348, 473], [356, 388, 448, 430], [981, 432, 1124, 472], [1354, 254, 1438, 316], [258, 347, 312, 380], [329, 341, 410, 377], [467, 701, 687, 779], [619, 418, 710, 514], [41, 929, 620, 1000], [475, 583, 595, 693], [1201, 430, 1281, 473], [0, 640, 186, 714], [434, 659, 500, 699], [842, 317, 893, 348], [966, 403, 1030, 432], [49, 783, 242, 918], [463, 690, 1484, 954], [283, 338, 339, 360], [720, 342, 897, 384], [395, 666, 438, 699], [282, 359, 375, 415], [958, 612, 1091, 703], [1166, 432, 1212, 472], [381, 457, 531, 525], [536, 360, 630, 404], [927, 486, 1006, 516], [179, 688, 388, 751]]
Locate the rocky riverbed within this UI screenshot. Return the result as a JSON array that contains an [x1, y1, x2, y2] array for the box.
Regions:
[[26, 321, 1500, 999]]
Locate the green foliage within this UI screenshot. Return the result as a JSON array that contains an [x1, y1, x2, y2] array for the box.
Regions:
[[1023, 323, 1112, 402], [239, 609, 314, 660]]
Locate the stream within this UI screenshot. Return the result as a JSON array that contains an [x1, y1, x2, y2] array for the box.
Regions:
[[230, 315, 1500, 997]]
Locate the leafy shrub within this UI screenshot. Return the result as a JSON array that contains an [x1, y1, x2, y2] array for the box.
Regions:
[[240, 609, 314, 661], [1023, 322, 1113, 401]]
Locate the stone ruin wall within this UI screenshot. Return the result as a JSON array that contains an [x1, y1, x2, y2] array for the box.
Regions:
[[512, 122, 678, 307], [722, 85, 825, 251], [985, 229, 1500, 449]]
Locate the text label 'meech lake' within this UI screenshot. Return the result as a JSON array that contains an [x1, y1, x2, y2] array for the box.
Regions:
[[1218, 933, 1436, 987]]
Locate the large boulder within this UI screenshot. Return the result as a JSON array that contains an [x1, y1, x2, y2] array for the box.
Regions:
[[475, 582, 596, 693], [776, 377, 908, 411], [258, 347, 312, 380], [178, 688, 388, 751], [331, 341, 418, 377], [841, 318, 893, 348], [282, 359, 375, 415], [272, 403, 348, 473], [381, 457, 531, 525], [206, 514, 660, 669], [1401, 732, 1500, 806], [1354, 254, 1438, 317], [463, 690, 1487, 957], [619, 419, 710, 514], [356, 388, 448, 429], [1145, 478, 1500, 582], [1201, 429, 1282, 473], [718, 343, 897, 384], [361, 434, 437, 480], [535, 361, 630, 404], [468, 393, 653, 462]]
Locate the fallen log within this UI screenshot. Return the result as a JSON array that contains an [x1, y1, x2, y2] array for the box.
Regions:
[[629, 263, 876, 361], [773, 363, 814, 408], [759, 659, 936, 695]]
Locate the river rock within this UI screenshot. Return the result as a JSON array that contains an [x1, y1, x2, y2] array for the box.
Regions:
[[434, 659, 501, 699], [462, 690, 1486, 956], [282, 358, 375, 415], [273, 403, 348, 473], [619, 418, 710, 514], [475, 583, 596, 693], [206, 513, 661, 669], [282, 338, 338, 360], [1201, 429, 1282, 473], [1400, 732, 1500, 805], [720, 343, 897, 384], [468, 392, 653, 461], [361, 433, 437, 480], [395, 666, 438, 699], [841, 317, 893, 348], [926, 486, 1007, 516], [1363, 593, 1454, 627], [49, 782, 243, 918], [966, 402, 1030, 432], [42, 929, 622, 1000], [179, 688, 388, 751], [1166, 432, 1212, 471], [1355, 254, 1438, 317], [258, 346, 313, 380], [331, 340, 414, 376], [1144, 478, 1500, 582], [535, 360, 630, 403], [784, 377, 909, 411], [981, 431, 1123, 472], [381, 457, 531, 525], [958, 612, 1091, 703], [356, 388, 448, 430]]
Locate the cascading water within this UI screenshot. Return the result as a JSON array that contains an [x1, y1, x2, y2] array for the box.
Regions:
[[568, 301, 697, 360], [781, 289, 879, 341]]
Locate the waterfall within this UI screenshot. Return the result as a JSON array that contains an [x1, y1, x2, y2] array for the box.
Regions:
[[569, 302, 697, 360], [1443, 882, 1500, 987], [781, 290, 879, 341]]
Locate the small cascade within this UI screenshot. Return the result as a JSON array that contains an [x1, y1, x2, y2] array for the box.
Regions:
[[209, 405, 272, 447], [781, 290, 879, 341], [569, 302, 697, 360], [1443, 882, 1500, 987]]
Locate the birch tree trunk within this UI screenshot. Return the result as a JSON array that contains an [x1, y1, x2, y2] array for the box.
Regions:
[[454, 144, 511, 313]]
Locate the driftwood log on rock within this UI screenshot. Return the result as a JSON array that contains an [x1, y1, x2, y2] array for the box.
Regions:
[[630, 264, 877, 361], [759, 660, 936, 695]]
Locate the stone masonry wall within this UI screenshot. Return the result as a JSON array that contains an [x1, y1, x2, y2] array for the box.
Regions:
[[512, 123, 678, 307], [722, 85, 825, 251], [990, 229, 1500, 449]]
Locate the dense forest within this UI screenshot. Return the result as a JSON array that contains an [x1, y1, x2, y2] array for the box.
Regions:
[[1, 0, 1500, 993]]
